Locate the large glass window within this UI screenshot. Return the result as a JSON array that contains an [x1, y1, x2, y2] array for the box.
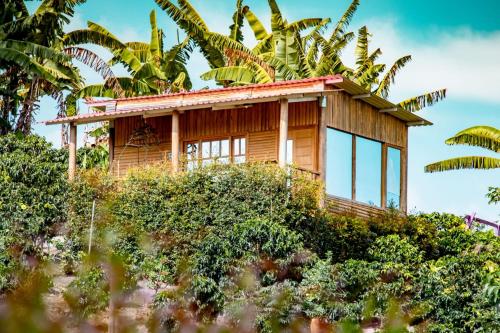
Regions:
[[356, 137, 382, 207], [386, 147, 401, 208], [326, 129, 353, 199]]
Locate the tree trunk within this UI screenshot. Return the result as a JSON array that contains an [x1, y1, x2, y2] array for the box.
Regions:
[[16, 78, 39, 135]]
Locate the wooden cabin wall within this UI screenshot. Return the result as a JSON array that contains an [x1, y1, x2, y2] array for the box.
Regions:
[[325, 91, 408, 212], [326, 91, 407, 147], [112, 101, 320, 176]]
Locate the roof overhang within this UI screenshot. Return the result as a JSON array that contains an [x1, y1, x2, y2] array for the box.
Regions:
[[46, 75, 431, 127]]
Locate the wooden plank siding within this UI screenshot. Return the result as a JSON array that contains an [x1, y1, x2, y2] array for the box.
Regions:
[[326, 91, 407, 147], [111, 100, 320, 176], [325, 91, 408, 213], [326, 195, 387, 220]]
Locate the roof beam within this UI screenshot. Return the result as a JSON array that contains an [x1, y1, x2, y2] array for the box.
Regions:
[[380, 107, 398, 113], [407, 121, 427, 126], [352, 93, 371, 99]]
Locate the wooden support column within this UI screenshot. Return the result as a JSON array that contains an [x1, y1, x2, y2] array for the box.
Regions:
[[318, 96, 327, 183], [68, 123, 77, 181], [381, 143, 387, 209], [108, 120, 115, 173], [171, 110, 180, 173], [318, 96, 328, 208], [278, 99, 289, 168]]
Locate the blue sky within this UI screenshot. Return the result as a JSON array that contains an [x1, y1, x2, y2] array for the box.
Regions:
[[30, 0, 499, 219]]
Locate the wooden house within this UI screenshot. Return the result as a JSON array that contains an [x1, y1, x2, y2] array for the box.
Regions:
[[47, 75, 431, 218]]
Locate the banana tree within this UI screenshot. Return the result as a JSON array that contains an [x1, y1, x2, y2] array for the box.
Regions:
[[62, 10, 193, 116], [200, 0, 358, 85], [425, 126, 500, 172], [348, 25, 447, 113], [0, 0, 86, 134]]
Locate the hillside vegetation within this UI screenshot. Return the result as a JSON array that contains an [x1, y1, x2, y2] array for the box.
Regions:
[[0, 135, 499, 332]]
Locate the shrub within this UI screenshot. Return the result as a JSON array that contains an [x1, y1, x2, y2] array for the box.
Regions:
[[0, 134, 68, 256]]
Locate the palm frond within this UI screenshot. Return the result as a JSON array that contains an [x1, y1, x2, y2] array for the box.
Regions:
[[355, 26, 369, 67], [87, 21, 119, 39], [133, 63, 167, 81], [268, 0, 285, 32], [229, 0, 245, 42], [63, 29, 125, 50], [330, 0, 360, 42], [445, 126, 500, 152], [149, 10, 161, 60], [355, 63, 386, 90], [0, 40, 70, 63], [261, 54, 301, 81], [206, 32, 253, 55], [63, 47, 123, 95], [375, 55, 412, 98], [287, 18, 328, 33], [398, 89, 447, 112], [200, 66, 256, 84], [0, 48, 58, 83], [225, 48, 274, 78], [177, 0, 208, 31], [252, 34, 273, 55], [242, 5, 269, 41], [425, 156, 500, 173]]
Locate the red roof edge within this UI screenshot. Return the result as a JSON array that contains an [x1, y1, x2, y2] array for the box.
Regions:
[[86, 75, 343, 106]]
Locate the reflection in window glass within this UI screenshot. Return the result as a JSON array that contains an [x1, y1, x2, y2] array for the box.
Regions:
[[233, 138, 246, 163], [202, 142, 210, 159], [356, 137, 381, 206], [286, 139, 293, 164], [326, 129, 352, 199], [387, 147, 401, 209], [186, 142, 199, 171], [221, 139, 229, 156]]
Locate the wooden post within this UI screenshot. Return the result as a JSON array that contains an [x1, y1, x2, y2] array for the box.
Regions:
[[278, 99, 289, 168], [108, 120, 115, 174], [171, 110, 180, 173], [318, 96, 327, 182], [381, 144, 387, 209], [68, 123, 77, 181]]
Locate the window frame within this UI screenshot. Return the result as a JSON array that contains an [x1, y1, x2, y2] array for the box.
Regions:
[[183, 135, 247, 168], [325, 126, 404, 210]]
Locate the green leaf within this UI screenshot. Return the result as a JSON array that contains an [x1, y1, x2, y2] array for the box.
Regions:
[[425, 156, 500, 173], [375, 55, 412, 98], [398, 89, 447, 112], [445, 126, 500, 152], [242, 5, 269, 41]]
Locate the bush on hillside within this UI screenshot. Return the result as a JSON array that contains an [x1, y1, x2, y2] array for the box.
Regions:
[[67, 163, 500, 331]]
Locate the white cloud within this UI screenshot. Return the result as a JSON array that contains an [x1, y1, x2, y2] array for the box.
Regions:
[[341, 19, 500, 104]]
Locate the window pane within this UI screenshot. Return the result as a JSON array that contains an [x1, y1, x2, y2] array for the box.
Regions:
[[187, 143, 198, 161], [233, 139, 240, 156], [211, 140, 220, 157], [240, 138, 246, 154], [326, 129, 352, 199], [356, 137, 382, 207], [387, 147, 401, 209], [221, 139, 229, 157], [286, 139, 293, 164], [234, 156, 245, 164], [202, 142, 211, 159]]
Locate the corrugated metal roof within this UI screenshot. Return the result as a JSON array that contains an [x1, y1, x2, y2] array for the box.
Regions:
[[46, 75, 431, 127]]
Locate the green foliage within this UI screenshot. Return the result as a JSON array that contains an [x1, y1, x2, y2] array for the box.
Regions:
[[64, 265, 109, 319], [0, 134, 68, 258], [65, 164, 500, 331], [487, 186, 499, 205]]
